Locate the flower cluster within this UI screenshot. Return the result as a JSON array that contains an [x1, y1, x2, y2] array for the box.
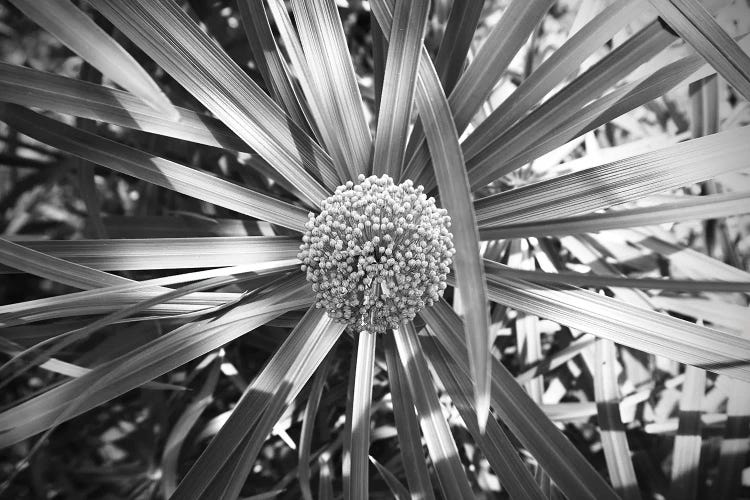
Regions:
[[299, 174, 455, 334]]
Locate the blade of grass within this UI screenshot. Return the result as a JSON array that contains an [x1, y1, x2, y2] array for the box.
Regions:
[[298, 352, 334, 500], [383, 332, 435, 500], [594, 339, 641, 500], [372, 0, 429, 179], [0, 104, 310, 231], [5, 237, 300, 271], [344, 330, 377, 500], [473, 126, 750, 226], [668, 365, 706, 500], [649, 0, 750, 101], [210, 383, 294, 500], [420, 300, 619, 499], [289, 0, 372, 180], [422, 333, 548, 500], [8, 0, 177, 119], [393, 322, 475, 500], [161, 353, 222, 498], [170, 307, 345, 500], [369, 2, 495, 430], [403, 0, 554, 186], [0, 274, 312, 447], [318, 451, 334, 500], [89, 0, 335, 204], [370, 455, 410, 500], [479, 191, 750, 239]]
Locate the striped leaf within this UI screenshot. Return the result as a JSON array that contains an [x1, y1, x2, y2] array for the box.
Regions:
[[0, 104, 310, 231], [9, 0, 177, 119], [89, 0, 334, 205]]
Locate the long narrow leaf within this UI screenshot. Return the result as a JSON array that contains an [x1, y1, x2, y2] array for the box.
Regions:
[[289, 0, 372, 180], [9, 0, 177, 119], [403, 0, 554, 186], [89, 0, 336, 205], [423, 334, 547, 500], [171, 307, 345, 500], [345, 331, 377, 500], [668, 365, 706, 500], [237, 0, 312, 133], [369, 0, 493, 429], [372, 0, 429, 179], [594, 339, 641, 500], [393, 322, 475, 500], [0, 274, 312, 447], [479, 191, 750, 239], [4, 237, 300, 272], [649, 0, 750, 101], [476, 269, 750, 381], [473, 126, 750, 226], [383, 332, 435, 499], [420, 300, 618, 499], [0, 104, 310, 231]]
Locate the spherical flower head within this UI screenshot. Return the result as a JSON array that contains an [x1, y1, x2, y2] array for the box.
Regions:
[[298, 174, 455, 334]]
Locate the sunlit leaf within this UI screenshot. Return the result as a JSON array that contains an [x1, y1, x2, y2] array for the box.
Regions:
[[89, 0, 336, 204], [8, 0, 178, 119], [0, 104, 310, 231]]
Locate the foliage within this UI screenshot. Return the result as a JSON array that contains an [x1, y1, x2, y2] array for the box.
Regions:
[[1, 0, 749, 498]]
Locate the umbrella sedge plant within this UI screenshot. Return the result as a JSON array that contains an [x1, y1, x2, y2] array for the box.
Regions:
[[0, 0, 749, 498]]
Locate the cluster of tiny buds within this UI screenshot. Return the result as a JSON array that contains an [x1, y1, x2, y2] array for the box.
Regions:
[[299, 174, 455, 334]]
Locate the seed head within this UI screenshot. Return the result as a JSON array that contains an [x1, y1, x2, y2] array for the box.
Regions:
[[299, 174, 455, 334]]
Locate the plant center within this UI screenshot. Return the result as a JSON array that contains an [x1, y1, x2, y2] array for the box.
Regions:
[[299, 174, 455, 334]]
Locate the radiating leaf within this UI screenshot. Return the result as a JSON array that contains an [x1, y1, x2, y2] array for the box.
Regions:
[[474, 266, 750, 381], [298, 353, 334, 500], [479, 191, 750, 239], [403, 0, 554, 186], [423, 334, 548, 500], [420, 300, 618, 499], [3, 237, 300, 271], [0, 104, 310, 231], [483, 260, 750, 294], [0, 274, 312, 447], [89, 0, 335, 205], [344, 331, 377, 500], [289, 0, 372, 180], [393, 322, 475, 500], [171, 307, 344, 500], [649, 0, 750, 101], [9, 0, 178, 119], [372, 0, 429, 179], [0, 62, 243, 152], [473, 126, 750, 226], [383, 332, 435, 499], [368, 1, 495, 429], [462, 0, 655, 165], [237, 0, 312, 133]]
